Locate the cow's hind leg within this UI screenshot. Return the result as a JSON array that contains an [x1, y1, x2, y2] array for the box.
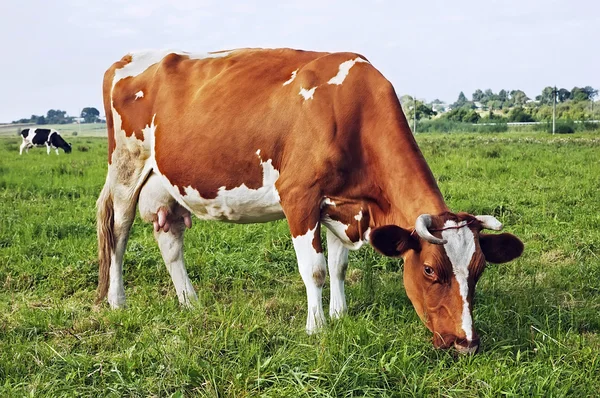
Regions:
[[97, 179, 140, 308], [138, 173, 197, 306], [19, 141, 26, 155], [97, 151, 152, 308], [326, 230, 349, 319]]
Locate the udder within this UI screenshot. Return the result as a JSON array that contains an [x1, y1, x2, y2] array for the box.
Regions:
[[138, 173, 192, 232]]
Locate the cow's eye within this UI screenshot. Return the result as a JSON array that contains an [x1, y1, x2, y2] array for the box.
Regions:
[[424, 266, 435, 277]]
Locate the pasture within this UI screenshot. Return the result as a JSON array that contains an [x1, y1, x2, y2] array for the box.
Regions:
[[0, 131, 599, 396]]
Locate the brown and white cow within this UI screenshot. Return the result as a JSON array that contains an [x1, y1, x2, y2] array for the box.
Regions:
[[97, 48, 523, 353]]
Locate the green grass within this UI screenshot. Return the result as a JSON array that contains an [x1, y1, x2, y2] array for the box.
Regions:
[[0, 131, 599, 397]]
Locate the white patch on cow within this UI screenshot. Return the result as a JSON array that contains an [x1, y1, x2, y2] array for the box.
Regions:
[[283, 69, 298, 86], [327, 57, 369, 85], [107, 253, 126, 308], [322, 216, 368, 250], [292, 224, 326, 334], [190, 50, 233, 59], [299, 86, 316, 100], [113, 49, 179, 88], [113, 49, 235, 89], [363, 228, 371, 243], [354, 210, 363, 221], [320, 197, 336, 208], [326, 229, 348, 318], [135, 90, 144, 99], [442, 220, 476, 341], [153, 149, 283, 223]]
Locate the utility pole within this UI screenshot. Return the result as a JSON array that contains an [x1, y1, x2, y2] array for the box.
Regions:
[[552, 86, 557, 135], [413, 95, 417, 134]]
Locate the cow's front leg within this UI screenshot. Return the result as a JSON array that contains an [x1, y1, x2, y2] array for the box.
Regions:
[[55, 148, 59, 155], [289, 219, 327, 334], [46, 145, 51, 155]]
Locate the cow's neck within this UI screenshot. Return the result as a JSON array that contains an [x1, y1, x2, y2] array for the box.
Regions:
[[366, 115, 448, 229]]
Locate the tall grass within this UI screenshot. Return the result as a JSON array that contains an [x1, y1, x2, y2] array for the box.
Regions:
[[0, 132, 599, 396]]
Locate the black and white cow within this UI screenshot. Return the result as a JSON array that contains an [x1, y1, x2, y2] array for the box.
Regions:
[[20, 128, 72, 155]]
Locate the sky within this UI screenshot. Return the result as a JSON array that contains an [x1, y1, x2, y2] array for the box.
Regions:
[[0, 0, 598, 123]]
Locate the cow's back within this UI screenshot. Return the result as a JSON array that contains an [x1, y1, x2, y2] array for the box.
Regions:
[[104, 48, 396, 219]]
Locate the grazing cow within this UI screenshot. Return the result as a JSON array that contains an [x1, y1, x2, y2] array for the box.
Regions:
[[20, 128, 72, 155], [97, 48, 523, 353]]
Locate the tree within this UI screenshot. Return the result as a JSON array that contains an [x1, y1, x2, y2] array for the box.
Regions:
[[498, 89, 508, 102], [36, 115, 47, 125], [510, 90, 530, 106], [483, 89, 496, 103], [400, 96, 437, 122], [46, 109, 70, 124], [536, 86, 554, 105], [81, 107, 100, 123], [557, 88, 571, 102], [415, 102, 437, 120], [571, 87, 589, 102], [472, 89, 483, 102], [583, 86, 598, 101], [451, 91, 468, 108]]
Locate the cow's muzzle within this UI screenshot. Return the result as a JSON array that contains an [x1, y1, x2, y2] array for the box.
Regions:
[[454, 337, 480, 355]]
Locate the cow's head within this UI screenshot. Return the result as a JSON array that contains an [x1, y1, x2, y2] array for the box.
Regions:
[[64, 142, 73, 153], [370, 212, 523, 354]]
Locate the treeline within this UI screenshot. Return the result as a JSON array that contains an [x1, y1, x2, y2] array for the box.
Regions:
[[12, 107, 102, 124], [401, 85, 599, 133]]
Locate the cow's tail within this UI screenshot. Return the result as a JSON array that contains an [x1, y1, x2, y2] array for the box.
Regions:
[[96, 181, 114, 303]]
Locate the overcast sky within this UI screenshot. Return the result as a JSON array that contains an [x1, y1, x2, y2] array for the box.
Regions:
[[0, 0, 598, 123]]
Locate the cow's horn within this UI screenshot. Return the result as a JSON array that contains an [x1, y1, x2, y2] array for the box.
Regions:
[[475, 215, 503, 231], [415, 214, 447, 245]]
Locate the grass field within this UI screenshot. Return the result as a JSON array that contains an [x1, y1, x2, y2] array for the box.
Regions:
[[0, 131, 599, 396], [0, 123, 108, 138]]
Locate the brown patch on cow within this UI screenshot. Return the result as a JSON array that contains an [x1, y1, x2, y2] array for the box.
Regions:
[[312, 269, 326, 287], [322, 199, 371, 243], [112, 75, 156, 142], [102, 54, 133, 164], [311, 230, 323, 253]]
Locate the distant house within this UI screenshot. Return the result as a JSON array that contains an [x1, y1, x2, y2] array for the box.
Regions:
[[431, 102, 450, 114]]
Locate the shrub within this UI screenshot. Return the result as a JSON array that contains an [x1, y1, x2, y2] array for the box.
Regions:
[[553, 122, 575, 134], [508, 107, 536, 123]]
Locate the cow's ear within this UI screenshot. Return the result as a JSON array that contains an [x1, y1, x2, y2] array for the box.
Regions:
[[370, 225, 420, 257], [479, 233, 524, 263]]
